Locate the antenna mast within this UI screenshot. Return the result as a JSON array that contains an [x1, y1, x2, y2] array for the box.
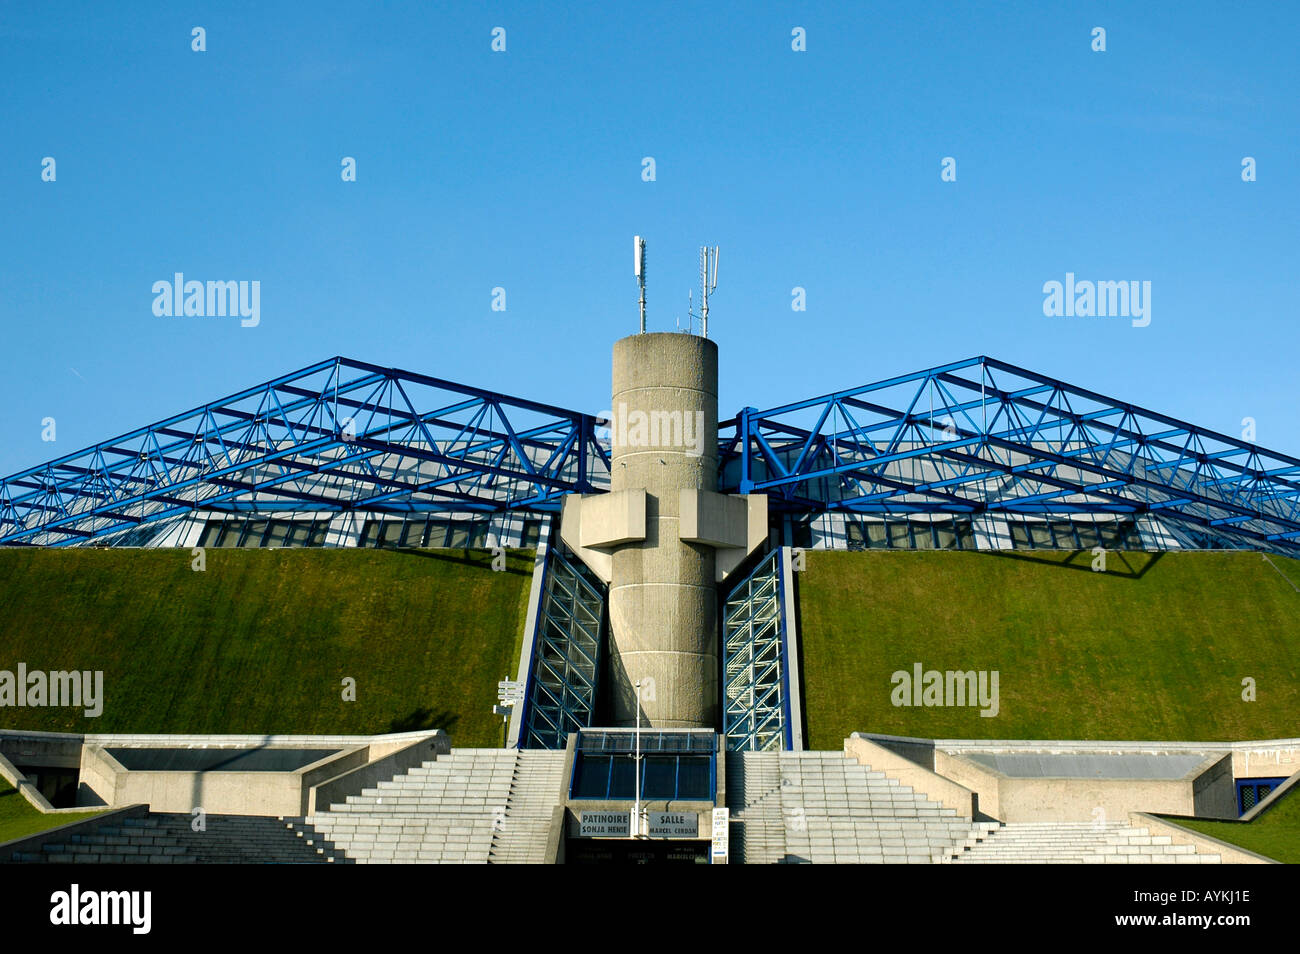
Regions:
[[634, 235, 647, 334], [698, 245, 719, 338]]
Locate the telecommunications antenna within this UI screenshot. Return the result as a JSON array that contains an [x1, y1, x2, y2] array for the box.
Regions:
[[698, 245, 719, 338], [634, 235, 647, 334]]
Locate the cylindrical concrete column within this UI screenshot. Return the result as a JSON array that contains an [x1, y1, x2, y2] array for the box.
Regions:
[[607, 333, 718, 729]]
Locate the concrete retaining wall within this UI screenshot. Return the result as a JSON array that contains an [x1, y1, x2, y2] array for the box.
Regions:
[[0, 751, 58, 813], [859, 733, 938, 771], [310, 733, 450, 813], [861, 733, 1300, 823], [0, 730, 82, 770], [88, 745, 368, 816], [546, 804, 567, 864], [2, 728, 455, 815], [77, 745, 119, 807], [997, 777, 1195, 823], [5, 730, 452, 816], [1192, 755, 1238, 819], [0, 803, 147, 863], [1233, 742, 1300, 779], [929, 749, 1228, 823], [507, 538, 551, 749], [1241, 767, 1300, 822], [845, 734, 974, 818], [1131, 813, 1277, 865]]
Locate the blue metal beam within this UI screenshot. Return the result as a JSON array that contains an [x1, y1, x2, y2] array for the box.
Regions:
[[6, 351, 1299, 557], [0, 357, 607, 546], [722, 356, 1300, 555]]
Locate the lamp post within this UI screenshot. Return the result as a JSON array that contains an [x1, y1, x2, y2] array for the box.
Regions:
[[495, 677, 523, 748], [491, 705, 513, 747], [632, 679, 643, 839]]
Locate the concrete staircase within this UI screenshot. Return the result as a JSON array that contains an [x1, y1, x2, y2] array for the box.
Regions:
[[727, 750, 983, 864], [489, 750, 568, 863], [303, 748, 565, 864], [11, 813, 344, 864], [727, 747, 785, 864], [944, 822, 1223, 864]]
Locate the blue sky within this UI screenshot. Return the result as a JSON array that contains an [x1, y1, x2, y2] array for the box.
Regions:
[[2, 1, 1297, 476]]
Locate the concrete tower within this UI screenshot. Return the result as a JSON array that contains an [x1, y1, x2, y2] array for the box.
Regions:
[[562, 332, 766, 729], [607, 332, 719, 727]]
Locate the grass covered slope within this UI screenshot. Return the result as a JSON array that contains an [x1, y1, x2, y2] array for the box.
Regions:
[[798, 550, 1300, 749], [0, 779, 105, 844], [1169, 786, 1300, 863], [0, 548, 532, 747]]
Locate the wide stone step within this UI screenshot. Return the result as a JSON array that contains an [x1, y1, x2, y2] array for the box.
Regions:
[[298, 748, 567, 864]]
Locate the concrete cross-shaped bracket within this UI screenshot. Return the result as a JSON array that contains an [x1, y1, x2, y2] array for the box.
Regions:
[[561, 489, 767, 584]]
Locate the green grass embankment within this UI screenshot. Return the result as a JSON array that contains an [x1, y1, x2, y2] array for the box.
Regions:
[[1168, 786, 1300, 863], [797, 550, 1300, 748], [0, 547, 532, 747]]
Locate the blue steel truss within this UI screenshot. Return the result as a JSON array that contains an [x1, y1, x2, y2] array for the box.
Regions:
[[719, 356, 1300, 557], [722, 549, 790, 752], [522, 546, 606, 750], [4, 353, 1300, 555], [0, 357, 608, 546]]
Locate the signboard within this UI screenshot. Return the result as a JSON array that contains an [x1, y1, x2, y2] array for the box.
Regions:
[[497, 680, 524, 705], [579, 811, 630, 838], [710, 807, 729, 864], [647, 811, 699, 839]]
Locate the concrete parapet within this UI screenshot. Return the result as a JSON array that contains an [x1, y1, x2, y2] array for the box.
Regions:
[[1131, 812, 1277, 864], [0, 803, 147, 863], [83, 744, 368, 816], [1241, 767, 1300, 822], [933, 750, 1228, 823], [1232, 742, 1300, 779], [846, 734, 975, 819], [309, 734, 450, 814]]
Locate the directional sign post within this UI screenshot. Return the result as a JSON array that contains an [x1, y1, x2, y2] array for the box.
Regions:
[[495, 679, 524, 747], [711, 807, 729, 865], [497, 680, 524, 705]]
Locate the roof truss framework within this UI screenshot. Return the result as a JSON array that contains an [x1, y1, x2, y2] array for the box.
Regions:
[[0, 357, 608, 546], [3, 354, 1299, 556], [719, 356, 1300, 556]]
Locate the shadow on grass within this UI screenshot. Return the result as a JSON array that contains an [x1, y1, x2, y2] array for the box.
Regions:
[[984, 548, 1165, 580], [385, 547, 533, 577], [387, 707, 460, 734]]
